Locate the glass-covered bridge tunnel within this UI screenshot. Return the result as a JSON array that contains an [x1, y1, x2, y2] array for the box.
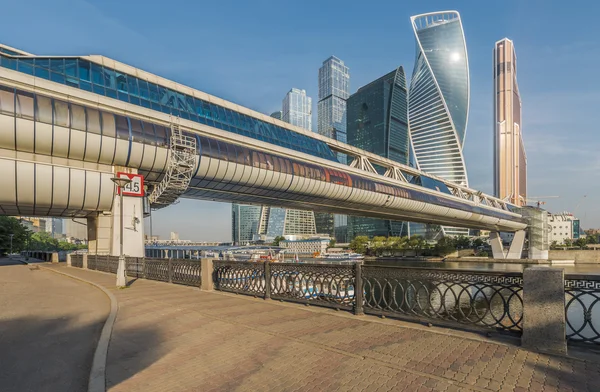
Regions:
[[0, 45, 527, 232]]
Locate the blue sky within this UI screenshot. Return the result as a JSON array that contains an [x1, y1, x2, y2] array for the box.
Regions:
[[2, 0, 598, 241]]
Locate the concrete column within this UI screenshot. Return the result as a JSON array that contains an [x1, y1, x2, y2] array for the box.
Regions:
[[506, 230, 526, 259], [200, 258, 214, 291], [66, 254, 72, 267], [51, 252, 59, 263], [489, 232, 506, 259], [82, 254, 88, 269], [88, 192, 145, 258], [522, 267, 567, 354]]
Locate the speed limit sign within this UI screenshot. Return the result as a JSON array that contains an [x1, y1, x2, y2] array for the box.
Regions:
[[116, 172, 145, 197]]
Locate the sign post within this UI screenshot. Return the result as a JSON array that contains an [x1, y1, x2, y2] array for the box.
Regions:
[[116, 172, 145, 197]]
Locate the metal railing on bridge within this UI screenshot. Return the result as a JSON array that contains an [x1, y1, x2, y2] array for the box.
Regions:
[[75, 255, 201, 287], [213, 260, 524, 335]]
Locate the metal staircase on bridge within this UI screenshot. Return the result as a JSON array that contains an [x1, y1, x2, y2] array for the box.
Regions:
[[148, 124, 197, 210]]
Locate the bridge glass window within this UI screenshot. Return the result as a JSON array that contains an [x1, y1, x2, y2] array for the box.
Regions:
[[115, 115, 130, 140], [128, 77, 139, 98], [70, 104, 86, 131], [141, 121, 156, 145], [227, 143, 238, 162], [0, 86, 15, 116], [101, 112, 116, 137], [78, 60, 91, 82], [103, 68, 116, 90], [130, 118, 144, 142], [17, 59, 34, 76], [236, 146, 251, 165], [35, 94, 53, 124], [91, 63, 104, 86], [154, 124, 168, 147], [86, 108, 101, 135], [54, 100, 70, 128], [15, 90, 35, 120]]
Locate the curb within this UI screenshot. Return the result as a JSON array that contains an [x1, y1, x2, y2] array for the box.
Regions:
[[39, 265, 118, 392]]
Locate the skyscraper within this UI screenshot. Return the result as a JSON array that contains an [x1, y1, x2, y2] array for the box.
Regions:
[[409, 11, 470, 237], [493, 38, 526, 206], [408, 11, 470, 186], [318, 56, 350, 242], [270, 111, 283, 121], [282, 88, 312, 130], [231, 204, 262, 245], [346, 67, 409, 238], [318, 56, 350, 144]]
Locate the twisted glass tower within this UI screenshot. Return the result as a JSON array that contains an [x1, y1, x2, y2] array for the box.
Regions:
[[408, 11, 470, 186]]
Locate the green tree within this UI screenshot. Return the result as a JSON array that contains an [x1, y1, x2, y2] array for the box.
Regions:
[[0, 216, 31, 255], [587, 235, 598, 245], [328, 239, 336, 248], [272, 236, 286, 247], [454, 236, 471, 249], [472, 238, 485, 249], [550, 240, 559, 250], [349, 236, 369, 254], [564, 238, 573, 247], [574, 237, 588, 249], [433, 237, 456, 256]]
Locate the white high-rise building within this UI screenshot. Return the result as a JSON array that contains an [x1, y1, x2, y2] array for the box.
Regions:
[[282, 88, 311, 131]]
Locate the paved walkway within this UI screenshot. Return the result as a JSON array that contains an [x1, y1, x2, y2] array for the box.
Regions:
[[0, 258, 109, 392], [36, 264, 600, 391]]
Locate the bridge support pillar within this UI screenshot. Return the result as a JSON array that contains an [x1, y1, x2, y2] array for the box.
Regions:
[[87, 169, 145, 257], [490, 230, 526, 259], [489, 232, 506, 259]]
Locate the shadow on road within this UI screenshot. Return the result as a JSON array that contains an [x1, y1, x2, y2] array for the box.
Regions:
[[0, 314, 163, 392]]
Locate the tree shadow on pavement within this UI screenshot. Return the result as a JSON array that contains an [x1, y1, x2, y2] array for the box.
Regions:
[[0, 315, 162, 392]]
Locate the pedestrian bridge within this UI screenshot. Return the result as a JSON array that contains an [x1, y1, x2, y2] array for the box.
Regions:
[[0, 44, 542, 259]]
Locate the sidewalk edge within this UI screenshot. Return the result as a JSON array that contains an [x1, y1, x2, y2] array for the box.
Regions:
[[41, 266, 117, 392]]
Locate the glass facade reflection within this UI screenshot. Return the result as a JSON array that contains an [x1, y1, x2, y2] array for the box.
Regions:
[[409, 11, 470, 186], [282, 88, 312, 131], [0, 48, 337, 162], [318, 56, 350, 242], [493, 38, 527, 206], [347, 67, 410, 238], [232, 204, 262, 245]]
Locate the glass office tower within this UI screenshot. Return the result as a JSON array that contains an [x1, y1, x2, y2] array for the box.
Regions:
[[282, 88, 311, 131], [317, 56, 350, 242], [409, 11, 470, 237], [409, 11, 469, 185], [494, 38, 526, 206], [346, 67, 409, 238], [231, 204, 262, 245]]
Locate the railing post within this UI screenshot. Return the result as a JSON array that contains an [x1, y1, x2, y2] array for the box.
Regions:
[[354, 262, 364, 316], [264, 261, 271, 300], [200, 258, 214, 291], [168, 258, 173, 283], [522, 266, 566, 354], [82, 254, 88, 269], [141, 258, 146, 279]]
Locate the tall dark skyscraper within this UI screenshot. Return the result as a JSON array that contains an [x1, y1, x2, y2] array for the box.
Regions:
[[346, 67, 409, 238], [317, 56, 351, 242]]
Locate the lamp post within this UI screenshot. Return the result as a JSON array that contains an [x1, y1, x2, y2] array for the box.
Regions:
[[111, 176, 132, 288]]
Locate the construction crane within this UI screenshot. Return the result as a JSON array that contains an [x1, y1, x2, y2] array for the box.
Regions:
[[525, 196, 559, 208]]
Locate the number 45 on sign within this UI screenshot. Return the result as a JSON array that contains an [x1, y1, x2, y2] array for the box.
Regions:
[[116, 172, 145, 197]]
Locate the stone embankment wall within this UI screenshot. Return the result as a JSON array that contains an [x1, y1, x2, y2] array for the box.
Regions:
[[549, 250, 600, 263]]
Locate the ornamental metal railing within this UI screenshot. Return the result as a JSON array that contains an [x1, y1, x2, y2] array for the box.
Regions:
[[362, 266, 523, 334], [213, 260, 266, 296], [73, 256, 201, 287], [270, 263, 356, 310], [565, 275, 600, 344], [212, 261, 524, 332], [70, 254, 83, 268]]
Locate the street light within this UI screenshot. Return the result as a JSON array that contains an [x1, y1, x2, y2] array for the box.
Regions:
[[111, 176, 132, 288]]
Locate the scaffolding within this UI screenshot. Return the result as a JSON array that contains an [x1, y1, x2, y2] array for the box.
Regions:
[[148, 123, 197, 210]]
